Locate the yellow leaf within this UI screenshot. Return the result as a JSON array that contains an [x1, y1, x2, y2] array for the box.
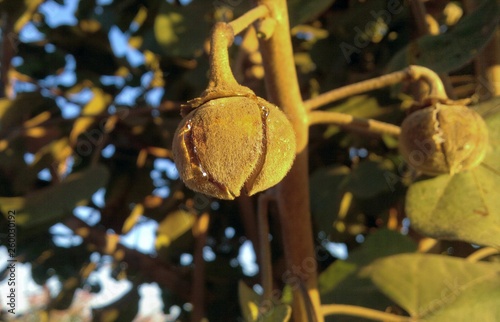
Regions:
[[155, 210, 196, 249], [23, 111, 51, 128], [122, 204, 144, 234], [69, 88, 111, 144], [79, 19, 101, 33], [25, 127, 46, 138]]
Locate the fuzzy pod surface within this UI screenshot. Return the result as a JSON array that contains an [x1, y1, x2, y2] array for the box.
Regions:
[[399, 103, 488, 175], [173, 96, 296, 200]]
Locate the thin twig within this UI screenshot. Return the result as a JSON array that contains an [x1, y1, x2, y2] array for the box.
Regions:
[[0, 13, 15, 98], [304, 66, 448, 111], [466, 247, 500, 262], [228, 4, 270, 36], [410, 0, 431, 34], [191, 213, 210, 322], [309, 111, 401, 137], [257, 193, 274, 311], [321, 304, 412, 322], [238, 195, 261, 266]]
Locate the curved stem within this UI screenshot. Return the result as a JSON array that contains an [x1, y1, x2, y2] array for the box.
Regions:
[[304, 66, 448, 111], [256, 0, 323, 321], [187, 23, 255, 111], [321, 304, 412, 322], [207, 22, 237, 89], [408, 65, 448, 100], [466, 247, 500, 262], [228, 4, 270, 36], [309, 111, 401, 137]]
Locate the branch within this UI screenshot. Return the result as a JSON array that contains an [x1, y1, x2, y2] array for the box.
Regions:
[[64, 216, 191, 301], [256, 0, 323, 321], [228, 4, 270, 36], [321, 304, 412, 322], [0, 13, 16, 98], [191, 213, 210, 322], [257, 193, 274, 311], [304, 66, 448, 111], [308, 111, 401, 137]]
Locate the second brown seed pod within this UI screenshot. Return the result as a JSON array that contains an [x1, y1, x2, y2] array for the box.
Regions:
[[173, 96, 296, 200], [399, 103, 489, 175]]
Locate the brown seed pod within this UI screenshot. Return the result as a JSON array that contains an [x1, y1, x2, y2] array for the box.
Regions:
[[172, 96, 296, 200], [399, 103, 489, 175]]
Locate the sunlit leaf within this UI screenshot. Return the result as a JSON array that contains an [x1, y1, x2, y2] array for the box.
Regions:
[[362, 253, 500, 321]]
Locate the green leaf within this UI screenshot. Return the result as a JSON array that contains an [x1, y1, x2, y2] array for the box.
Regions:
[[346, 160, 395, 199], [238, 281, 291, 322], [406, 99, 500, 247], [318, 260, 357, 295], [310, 165, 350, 234], [346, 229, 417, 267], [288, 0, 335, 27], [154, 1, 210, 57], [239, 281, 261, 321], [406, 168, 500, 247], [362, 253, 500, 321], [320, 229, 417, 321], [386, 0, 500, 73], [0, 165, 110, 228]]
